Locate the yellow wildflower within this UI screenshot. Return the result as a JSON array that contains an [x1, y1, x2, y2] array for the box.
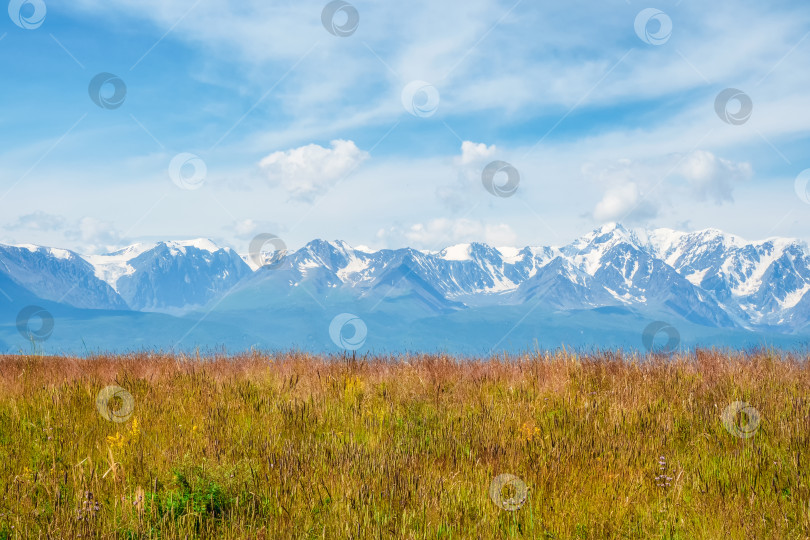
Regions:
[[107, 432, 126, 449], [520, 421, 541, 442]]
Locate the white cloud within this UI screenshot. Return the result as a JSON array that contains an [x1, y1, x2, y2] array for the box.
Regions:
[[483, 223, 519, 246], [1, 213, 126, 254], [259, 140, 369, 202], [5, 1, 810, 253], [378, 218, 517, 248], [438, 141, 498, 211], [678, 150, 752, 203], [55, 0, 810, 160], [593, 182, 657, 222], [587, 150, 750, 224], [4, 211, 66, 232], [456, 141, 497, 166], [64, 217, 123, 254], [233, 219, 257, 237]]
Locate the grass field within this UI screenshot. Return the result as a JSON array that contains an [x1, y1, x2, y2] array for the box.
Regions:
[[0, 349, 808, 538]]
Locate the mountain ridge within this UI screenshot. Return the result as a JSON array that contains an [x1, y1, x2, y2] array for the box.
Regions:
[[2, 224, 810, 354]]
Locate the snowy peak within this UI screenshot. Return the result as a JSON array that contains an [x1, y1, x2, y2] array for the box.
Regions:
[[648, 227, 746, 265], [572, 222, 637, 247], [568, 222, 637, 250], [165, 238, 225, 253], [0, 243, 127, 310], [5, 223, 810, 334], [639, 227, 810, 328], [78, 239, 250, 311], [291, 240, 375, 284], [84, 244, 154, 289], [649, 228, 806, 294], [13, 243, 77, 261], [85, 239, 234, 293], [563, 222, 649, 276], [296, 239, 360, 267]]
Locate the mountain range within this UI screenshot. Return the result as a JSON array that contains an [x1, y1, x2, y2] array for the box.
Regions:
[[1, 223, 808, 355]]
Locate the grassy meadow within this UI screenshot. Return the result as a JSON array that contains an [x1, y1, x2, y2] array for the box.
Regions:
[[0, 349, 808, 538]]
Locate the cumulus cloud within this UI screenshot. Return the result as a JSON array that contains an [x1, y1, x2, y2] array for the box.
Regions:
[[64, 217, 123, 254], [4, 211, 67, 232], [587, 150, 750, 224], [437, 141, 498, 211], [593, 182, 657, 222], [457, 141, 497, 166], [3, 213, 125, 254], [259, 140, 369, 202], [480, 223, 519, 246], [377, 218, 517, 249], [233, 219, 257, 237], [584, 158, 659, 223], [677, 150, 752, 203]]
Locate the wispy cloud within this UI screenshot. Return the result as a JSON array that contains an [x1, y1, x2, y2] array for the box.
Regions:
[[1, 0, 809, 252]]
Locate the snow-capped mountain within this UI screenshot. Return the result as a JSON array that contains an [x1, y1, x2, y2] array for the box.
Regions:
[[2, 223, 810, 354], [206, 223, 807, 331], [0, 244, 126, 310], [558, 225, 735, 327], [646, 228, 810, 329], [85, 239, 252, 312], [254, 222, 805, 330]]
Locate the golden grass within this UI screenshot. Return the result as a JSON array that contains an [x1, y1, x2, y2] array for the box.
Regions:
[[0, 349, 808, 538]]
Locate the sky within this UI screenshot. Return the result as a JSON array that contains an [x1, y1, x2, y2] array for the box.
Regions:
[[1, 0, 810, 255]]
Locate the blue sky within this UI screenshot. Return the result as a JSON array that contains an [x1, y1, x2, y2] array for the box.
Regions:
[[1, 0, 810, 254]]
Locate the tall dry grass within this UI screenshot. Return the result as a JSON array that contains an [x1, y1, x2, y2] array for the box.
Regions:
[[0, 349, 808, 538]]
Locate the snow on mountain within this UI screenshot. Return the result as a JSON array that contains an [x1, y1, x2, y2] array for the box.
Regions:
[[84, 243, 155, 289], [505, 224, 734, 327], [5, 224, 810, 344], [513, 256, 611, 309], [563, 222, 644, 275], [85, 239, 252, 312], [646, 228, 810, 328], [235, 226, 810, 330], [0, 243, 127, 310]]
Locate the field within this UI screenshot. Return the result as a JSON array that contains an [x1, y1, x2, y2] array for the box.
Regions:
[[0, 350, 808, 539]]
